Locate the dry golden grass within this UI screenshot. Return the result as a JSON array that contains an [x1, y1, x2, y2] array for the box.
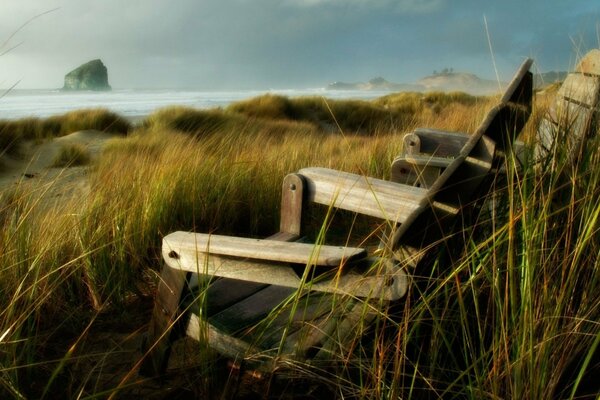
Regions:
[[0, 91, 598, 399]]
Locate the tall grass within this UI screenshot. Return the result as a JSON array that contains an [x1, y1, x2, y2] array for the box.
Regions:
[[0, 91, 597, 398]]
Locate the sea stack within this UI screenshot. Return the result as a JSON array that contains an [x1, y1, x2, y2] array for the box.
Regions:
[[63, 59, 111, 91]]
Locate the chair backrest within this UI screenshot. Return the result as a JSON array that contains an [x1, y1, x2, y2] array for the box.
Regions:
[[292, 59, 533, 268], [389, 59, 532, 259]]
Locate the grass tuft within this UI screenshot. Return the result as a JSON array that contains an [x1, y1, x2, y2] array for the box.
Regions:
[[51, 143, 91, 167]]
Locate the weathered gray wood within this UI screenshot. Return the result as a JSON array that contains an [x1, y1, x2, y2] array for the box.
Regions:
[[280, 173, 304, 236], [409, 128, 527, 161], [186, 313, 257, 358], [208, 285, 295, 334], [390, 158, 442, 189], [547, 98, 594, 137], [402, 133, 421, 155], [390, 101, 504, 251], [501, 58, 534, 110], [558, 73, 600, 107], [251, 292, 336, 352], [164, 231, 366, 267], [577, 49, 600, 76], [299, 167, 427, 223], [536, 118, 558, 160], [411, 128, 471, 156], [536, 50, 600, 161], [202, 278, 269, 316], [404, 154, 454, 168], [390, 58, 533, 256], [139, 265, 189, 376], [163, 247, 408, 300], [314, 299, 378, 361]]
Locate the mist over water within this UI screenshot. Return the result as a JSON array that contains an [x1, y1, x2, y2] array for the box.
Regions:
[[1, 88, 393, 120]]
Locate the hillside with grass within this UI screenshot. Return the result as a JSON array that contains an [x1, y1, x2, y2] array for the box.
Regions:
[[0, 88, 598, 399]]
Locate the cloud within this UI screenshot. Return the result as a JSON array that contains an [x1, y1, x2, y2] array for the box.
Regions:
[[284, 0, 445, 14]]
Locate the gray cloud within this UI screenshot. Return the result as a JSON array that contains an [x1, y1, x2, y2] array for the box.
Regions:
[[1, 0, 599, 89]]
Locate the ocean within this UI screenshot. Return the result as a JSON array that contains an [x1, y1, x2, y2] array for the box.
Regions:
[[0, 88, 393, 121]]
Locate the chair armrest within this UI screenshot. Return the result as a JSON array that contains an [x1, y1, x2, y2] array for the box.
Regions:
[[162, 233, 408, 300], [163, 232, 366, 267]]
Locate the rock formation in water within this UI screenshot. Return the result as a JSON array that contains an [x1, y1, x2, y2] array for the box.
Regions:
[[63, 59, 111, 91]]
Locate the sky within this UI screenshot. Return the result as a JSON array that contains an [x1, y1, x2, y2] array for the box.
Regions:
[[1, 0, 599, 90]]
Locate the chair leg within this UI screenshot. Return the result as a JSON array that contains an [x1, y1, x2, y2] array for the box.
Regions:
[[139, 265, 189, 377]]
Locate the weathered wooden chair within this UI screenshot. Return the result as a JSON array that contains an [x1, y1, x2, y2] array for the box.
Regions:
[[393, 49, 600, 188], [139, 59, 533, 377], [536, 49, 600, 161]]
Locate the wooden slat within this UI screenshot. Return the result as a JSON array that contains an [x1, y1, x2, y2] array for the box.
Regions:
[[282, 298, 360, 358], [404, 154, 454, 168], [410, 128, 527, 160], [535, 118, 557, 159], [298, 167, 427, 223], [164, 232, 366, 267], [208, 285, 295, 334], [577, 49, 600, 76], [186, 314, 256, 358], [412, 128, 470, 156], [250, 292, 335, 351], [313, 299, 379, 361], [501, 58, 534, 106], [558, 73, 600, 107], [547, 98, 594, 137], [203, 278, 269, 316], [390, 158, 440, 188]]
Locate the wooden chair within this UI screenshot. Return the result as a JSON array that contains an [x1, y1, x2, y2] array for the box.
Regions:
[[139, 59, 533, 377], [393, 49, 600, 189], [536, 49, 600, 162]]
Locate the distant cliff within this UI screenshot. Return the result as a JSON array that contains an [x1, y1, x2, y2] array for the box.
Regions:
[[328, 77, 424, 92], [416, 72, 500, 95], [63, 59, 111, 91], [328, 72, 501, 95]]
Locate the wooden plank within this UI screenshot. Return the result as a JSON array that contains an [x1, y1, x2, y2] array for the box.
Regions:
[[500, 58, 534, 106], [281, 299, 359, 358], [248, 291, 335, 351], [186, 313, 256, 358], [577, 49, 600, 76], [558, 73, 600, 107], [139, 265, 189, 376], [313, 299, 379, 361], [411, 128, 526, 160], [412, 128, 470, 156], [298, 167, 427, 223], [390, 158, 441, 189], [163, 231, 366, 267], [535, 118, 558, 159], [280, 173, 304, 236], [163, 248, 408, 300], [208, 285, 295, 334], [203, 278, 269, 317], [404, 154, 454, 168], [547, 98, 594, 138]]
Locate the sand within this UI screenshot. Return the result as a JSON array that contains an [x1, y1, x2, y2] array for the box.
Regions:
[[0, 130, 119, 202]]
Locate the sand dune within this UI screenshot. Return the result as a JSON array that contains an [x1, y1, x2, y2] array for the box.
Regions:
[[0, 129, 119, 201]]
